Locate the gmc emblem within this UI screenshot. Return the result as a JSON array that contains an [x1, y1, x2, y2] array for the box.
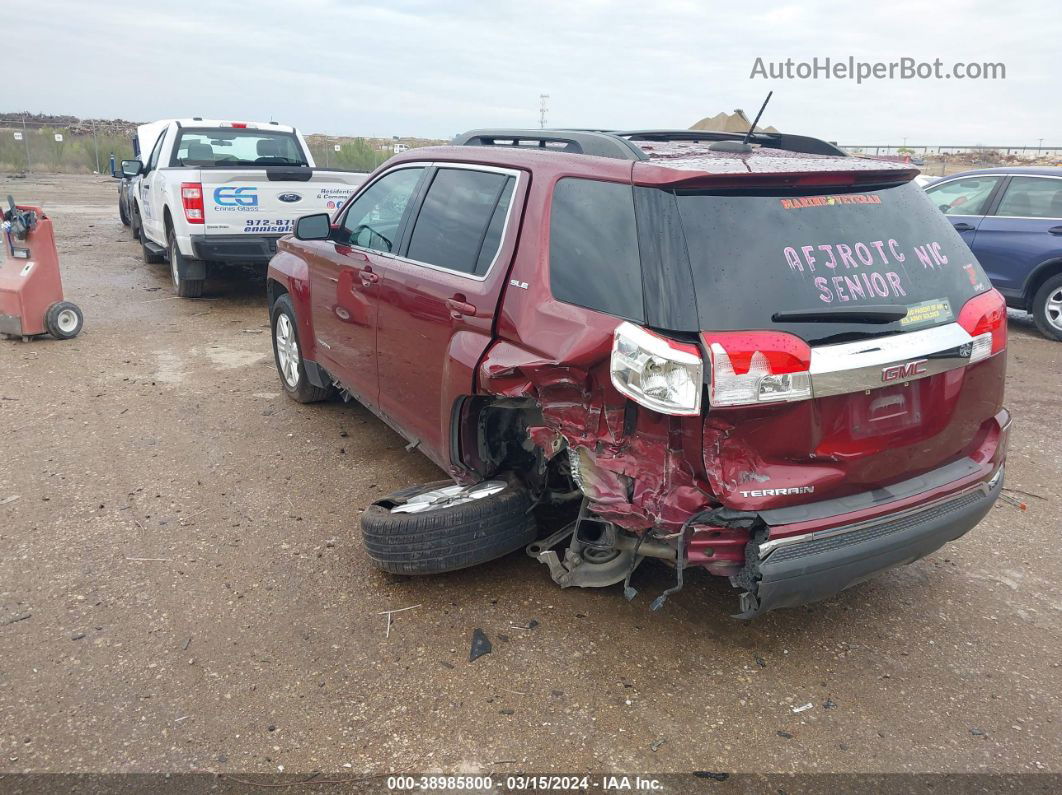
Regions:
[[882, 359, 928, 382]]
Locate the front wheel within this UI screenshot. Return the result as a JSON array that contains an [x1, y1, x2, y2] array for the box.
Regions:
[[1032, 273, 1062, 341], [168, 230, 205, 298], [270, 293, 333, 403]]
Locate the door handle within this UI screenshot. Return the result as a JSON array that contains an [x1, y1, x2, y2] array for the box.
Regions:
[[1048, 226, 1062, 236], [952, 222, 976, 232], [446, 297, 477, 318], [359, 269, 380, 285]]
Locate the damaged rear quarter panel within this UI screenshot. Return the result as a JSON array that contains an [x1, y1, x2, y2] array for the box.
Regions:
[[479, 302, 711, 533]]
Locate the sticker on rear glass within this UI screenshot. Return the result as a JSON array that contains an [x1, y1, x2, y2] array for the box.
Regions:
[[780, 194, 882, 210], [900, 298, 953, 328]]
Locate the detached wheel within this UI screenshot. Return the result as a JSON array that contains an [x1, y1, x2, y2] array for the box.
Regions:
[[361, 479, 538, 575], [168, 230, 204, 298], [45, 301, 83, 340], [271, 293, 333, 403], [1032, 274, 1062, 341]]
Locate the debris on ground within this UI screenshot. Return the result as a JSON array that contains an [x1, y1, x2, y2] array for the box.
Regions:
[[469, 628, 492, 662], [0, 495, 21, 506], [509, 619, 539, 631], [650, 738, 666, 752], [377, 604, 421, 638], [792, 702, 813, 713], [693, 772, 729, 781], [998, 493, 1028, 511], [823, 699, 838, 710], [2, 612, 31, 626], [777, 730, 794, 739]]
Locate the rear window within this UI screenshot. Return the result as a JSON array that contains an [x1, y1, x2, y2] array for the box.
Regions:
[[171, 128, 307, 168], [661, 181, 990, 341]]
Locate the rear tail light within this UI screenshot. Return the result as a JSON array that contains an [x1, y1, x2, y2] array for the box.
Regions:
[[703, 331, 812, 407], [958, 289, 1007, 362], [610, 322, 703, 416], [180, 182, 205, 224]]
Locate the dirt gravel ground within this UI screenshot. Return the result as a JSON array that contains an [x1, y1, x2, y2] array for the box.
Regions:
[[1, 174, 1059, 777]]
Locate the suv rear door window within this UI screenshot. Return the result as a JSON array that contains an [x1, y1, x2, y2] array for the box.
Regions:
[[405, 168, 514, 275], [993, 176, 1062, 218], [549, 178, 644, 322], [340, 167, 426, 253]]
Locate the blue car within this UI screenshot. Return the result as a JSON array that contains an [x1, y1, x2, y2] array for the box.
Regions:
[[925, 167, 1062, 340]]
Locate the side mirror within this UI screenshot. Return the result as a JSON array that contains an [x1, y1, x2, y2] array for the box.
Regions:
[[121, 160, 143, 178], [295, 213, 331, 240]]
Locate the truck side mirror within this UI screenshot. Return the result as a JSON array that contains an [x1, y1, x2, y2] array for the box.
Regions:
[[121, 160, 143, 178], [295, 213, 331, 240]]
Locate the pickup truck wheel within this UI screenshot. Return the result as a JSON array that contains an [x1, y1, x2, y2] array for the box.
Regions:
[[271, 294, 333, 403], [168, 230, 205, 298], [119, 195, 130, 226], [360, 480, 538, 575], [1032, 274, 1062, 341]]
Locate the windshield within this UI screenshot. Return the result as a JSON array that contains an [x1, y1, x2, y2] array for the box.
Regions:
[[171, 128, 307, 168], [658, 181, 991, 343]]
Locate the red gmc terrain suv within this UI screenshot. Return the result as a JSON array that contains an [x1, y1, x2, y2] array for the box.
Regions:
[[266, 128, 1009, 618]]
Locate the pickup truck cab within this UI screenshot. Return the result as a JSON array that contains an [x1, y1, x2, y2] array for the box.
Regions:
[[267, 129, 1009, 618], [122, 118, 366, 297]]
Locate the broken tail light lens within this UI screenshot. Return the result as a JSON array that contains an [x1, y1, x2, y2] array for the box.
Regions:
[[958, 289, 1007, 363], [703, 331, 812, 407], [610, 322, 703, 416], [180, 182, 205, 224]]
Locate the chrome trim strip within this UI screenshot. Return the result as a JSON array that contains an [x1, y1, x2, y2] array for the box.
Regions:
[[758, 469, 999, 560], [809, 322, 976, 397]]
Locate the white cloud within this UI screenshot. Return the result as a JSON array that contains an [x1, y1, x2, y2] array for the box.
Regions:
[[9, 0, 1059, 144]]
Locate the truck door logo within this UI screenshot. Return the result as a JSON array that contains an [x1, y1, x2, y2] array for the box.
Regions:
[[881, 359, 928, 382], [214, 186, 259, 207]]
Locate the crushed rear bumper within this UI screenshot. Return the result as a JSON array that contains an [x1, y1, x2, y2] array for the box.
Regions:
[[734, 465, 1004, 618]]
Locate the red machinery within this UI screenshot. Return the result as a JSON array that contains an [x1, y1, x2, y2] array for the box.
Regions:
[[1, 196, 83, 340]]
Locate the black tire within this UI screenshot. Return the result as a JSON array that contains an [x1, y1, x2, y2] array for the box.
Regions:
[[361, 479, 538, 575], [168, 229, 205, 298], [119, 193, 130, 227], [1032, 273, 1062, 341], [270, 293, 333, 403], [44, 301, 83, 340]]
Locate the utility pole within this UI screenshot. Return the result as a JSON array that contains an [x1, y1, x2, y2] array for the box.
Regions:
[[21, 115, 31, 173], [539, 94, 549, 129], [1038, 138, 1044, 154], [91, 119, 101, 174]]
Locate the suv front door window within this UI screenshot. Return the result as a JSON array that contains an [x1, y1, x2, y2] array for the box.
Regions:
[[340, 167, 425, 253], [925, 175, 1002, 245]]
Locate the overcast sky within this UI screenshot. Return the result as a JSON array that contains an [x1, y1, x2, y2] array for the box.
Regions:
[[8, 0, 1059, 145]]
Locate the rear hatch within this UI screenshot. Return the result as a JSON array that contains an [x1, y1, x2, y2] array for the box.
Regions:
[[634, 179, 1007, 510]]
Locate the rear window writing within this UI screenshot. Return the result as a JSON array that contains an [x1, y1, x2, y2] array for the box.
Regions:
[[670, 181, 989, 340]]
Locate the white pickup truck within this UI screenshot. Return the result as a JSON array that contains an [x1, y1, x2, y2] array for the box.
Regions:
[[122, 118, 367, 297]]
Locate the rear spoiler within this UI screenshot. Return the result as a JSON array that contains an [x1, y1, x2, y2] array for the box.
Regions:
[[633, 167, 920, 191]]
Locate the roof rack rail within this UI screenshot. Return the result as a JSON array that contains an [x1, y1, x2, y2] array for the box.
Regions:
[[452, 129, 648, 161], [614, 129, 846, 157]]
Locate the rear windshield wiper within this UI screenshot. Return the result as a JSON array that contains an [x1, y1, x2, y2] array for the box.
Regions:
[[772, 305, 908, 324]]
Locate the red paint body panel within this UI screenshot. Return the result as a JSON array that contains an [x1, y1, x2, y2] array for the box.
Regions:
[[0, 207, 65, 336]]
